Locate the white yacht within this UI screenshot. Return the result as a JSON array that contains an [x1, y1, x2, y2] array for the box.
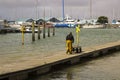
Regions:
[[54, 15, 77, 28]]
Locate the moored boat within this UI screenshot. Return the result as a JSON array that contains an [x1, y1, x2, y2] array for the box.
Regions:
[[54, 15, 77, 28]]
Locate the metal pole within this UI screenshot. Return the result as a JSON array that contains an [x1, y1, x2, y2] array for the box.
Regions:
[[76, 32, 79, 46], [76, 25, 80, 46]]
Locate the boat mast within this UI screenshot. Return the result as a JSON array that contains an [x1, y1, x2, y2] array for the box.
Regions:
[[62, 0, 65, 22], [36, 0, 38, 20], [112, 8, 115, 20], [90, 0, 92, 19]]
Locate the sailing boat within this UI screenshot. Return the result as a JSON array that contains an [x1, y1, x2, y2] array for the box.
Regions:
[[54, 15, 76, 28], [54, 0, 76, 28]]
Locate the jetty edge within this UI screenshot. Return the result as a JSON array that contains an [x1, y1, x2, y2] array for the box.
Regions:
[[0, 41, 120, 80]]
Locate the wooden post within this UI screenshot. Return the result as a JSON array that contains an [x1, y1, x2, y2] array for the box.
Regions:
[[3, 20, 7, 27], [32, 21, 35, 41], [38, 24, 40, 39], [21, 25, 25, 45], [43, 22, 45, 38], [48, 27, 50, 37], [53, 27, 55, 36], [43, 8, 46, 39]]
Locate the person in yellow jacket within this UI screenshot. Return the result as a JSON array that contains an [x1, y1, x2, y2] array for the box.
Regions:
[[66, 32, 74, 54]]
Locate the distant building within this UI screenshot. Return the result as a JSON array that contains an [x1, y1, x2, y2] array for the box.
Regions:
[[0, 19, 6, 25], [79, 19, 98, 25], [15, 20, 26, 25]]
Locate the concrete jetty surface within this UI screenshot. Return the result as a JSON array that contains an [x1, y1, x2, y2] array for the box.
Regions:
[[0, 40, 120, 80]]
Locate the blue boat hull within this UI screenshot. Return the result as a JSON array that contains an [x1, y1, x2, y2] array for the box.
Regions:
[[54, 23, 76, 28]]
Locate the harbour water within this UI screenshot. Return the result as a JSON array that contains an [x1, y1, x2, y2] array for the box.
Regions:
[[31, 51, 120, 80], [0, 28, 120, 80]]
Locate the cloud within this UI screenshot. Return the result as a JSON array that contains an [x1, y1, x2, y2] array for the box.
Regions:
[[0, 0, 120, 20], [0, 0, 36, 8]]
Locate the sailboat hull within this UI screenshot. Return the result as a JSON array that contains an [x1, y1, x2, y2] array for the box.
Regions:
[[54, 23, 76, 28]]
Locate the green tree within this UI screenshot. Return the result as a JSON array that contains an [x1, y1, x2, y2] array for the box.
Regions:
[[97, 16, 108, 24], [77, 19, 80, 22]]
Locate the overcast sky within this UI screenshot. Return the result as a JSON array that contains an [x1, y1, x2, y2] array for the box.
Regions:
[[0, 0, 120, 21]]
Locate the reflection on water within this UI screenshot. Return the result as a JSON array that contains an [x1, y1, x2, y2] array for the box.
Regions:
[[0, 28, 120, 79], [32, 52, 120, 80]]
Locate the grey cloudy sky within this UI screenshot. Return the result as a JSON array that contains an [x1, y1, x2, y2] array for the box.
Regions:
[[0, 0, 119, 21]]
